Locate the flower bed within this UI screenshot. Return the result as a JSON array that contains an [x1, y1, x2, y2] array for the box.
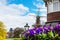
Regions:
[[22, 24, 60, 40]]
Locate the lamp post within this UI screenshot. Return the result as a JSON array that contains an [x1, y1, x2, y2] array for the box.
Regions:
[[24, 23, 30, 31]]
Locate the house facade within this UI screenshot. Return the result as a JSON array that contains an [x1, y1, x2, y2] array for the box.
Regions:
[[44, 0, 60, 26]]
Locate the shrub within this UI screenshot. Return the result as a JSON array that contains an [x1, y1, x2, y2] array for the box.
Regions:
[[0, 21, 6, 40]]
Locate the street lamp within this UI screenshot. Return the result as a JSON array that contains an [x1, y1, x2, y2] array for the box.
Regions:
[[24, 23, 30, 31]]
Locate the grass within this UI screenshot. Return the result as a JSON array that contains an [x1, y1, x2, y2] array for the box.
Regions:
[[6, 39, 13, 40], [6, 38, 22, 40]]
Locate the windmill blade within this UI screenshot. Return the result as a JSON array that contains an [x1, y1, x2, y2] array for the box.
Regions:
[[29, 14, 47, 18], [40, 16, 47, 18], [29, 15, 36, 17]]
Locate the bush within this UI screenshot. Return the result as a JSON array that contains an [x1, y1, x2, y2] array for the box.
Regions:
[[0, 21, 6, 40]]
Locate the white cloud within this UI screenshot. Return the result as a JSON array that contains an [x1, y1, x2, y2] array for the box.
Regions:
[[0, 0, 6, 5], [8, 4, 29, 15], [0, 15, 35, 31], [33, 4, 47, 11], [27, 13, 36, 16], [0, 0, 35, 31], [33, 2, 47, 15]]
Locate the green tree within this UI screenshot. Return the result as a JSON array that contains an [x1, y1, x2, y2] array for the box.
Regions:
[[13, 27, 24, 38]]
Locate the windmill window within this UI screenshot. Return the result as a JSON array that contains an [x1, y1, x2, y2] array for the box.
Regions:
[[53, 2, 59, 11]]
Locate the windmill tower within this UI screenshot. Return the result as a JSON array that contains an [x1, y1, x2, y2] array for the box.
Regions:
[[44, 0, 60, 26], [30, 8, 46, 27], [35, 8, 41, 27]]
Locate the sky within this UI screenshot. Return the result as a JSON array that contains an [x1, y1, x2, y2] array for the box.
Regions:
[[0, 0, 47, 31]]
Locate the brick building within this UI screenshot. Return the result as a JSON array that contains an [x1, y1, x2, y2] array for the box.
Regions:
[[43, 0, 60, 26]]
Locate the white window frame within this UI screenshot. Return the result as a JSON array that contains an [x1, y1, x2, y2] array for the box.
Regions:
[[53, 0, 59, 12], [47, 1, 53, 13]]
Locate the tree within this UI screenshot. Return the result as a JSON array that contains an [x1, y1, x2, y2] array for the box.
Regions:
[[0, 21, 6, 40], [13, 27, 24, 38]]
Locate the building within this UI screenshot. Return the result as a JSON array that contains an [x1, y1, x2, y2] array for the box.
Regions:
[[44, 0, 60, 26]]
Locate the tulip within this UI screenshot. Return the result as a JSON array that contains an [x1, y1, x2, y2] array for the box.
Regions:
[[22, 24, 60, 40], [36, 27, 43, 34], [43, 27, 49, 34], [33, 27, 37, 30], [28, 29, 35, 36]]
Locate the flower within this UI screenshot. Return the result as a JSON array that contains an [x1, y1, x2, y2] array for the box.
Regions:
[[43, 27, 49, 34], [28, 29, 35, 36], [36, 27, 43, 34], [0, 36, 3, 40], [33, 27, 37, 30], [22, 24, 60, 39]]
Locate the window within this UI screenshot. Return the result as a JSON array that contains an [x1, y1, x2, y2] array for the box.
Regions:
[[53, 2, 59, 11], [48, 2, 52, 13]]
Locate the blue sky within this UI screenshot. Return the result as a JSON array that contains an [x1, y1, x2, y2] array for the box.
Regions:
[[0, 0, 47, 31], [7, 0, 45, 16]]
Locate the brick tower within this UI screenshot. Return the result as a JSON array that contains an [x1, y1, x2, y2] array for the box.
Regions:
[[43, 0, 60, 26]]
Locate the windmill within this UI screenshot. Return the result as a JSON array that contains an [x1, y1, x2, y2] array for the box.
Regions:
[[29, 8, 46, 27]]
